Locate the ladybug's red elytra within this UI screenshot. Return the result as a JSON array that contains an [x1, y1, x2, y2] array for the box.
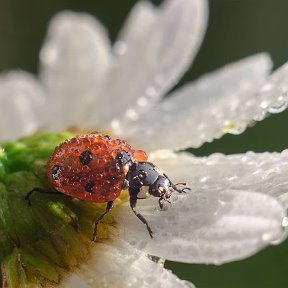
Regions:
[[26, 133, 190, 240]]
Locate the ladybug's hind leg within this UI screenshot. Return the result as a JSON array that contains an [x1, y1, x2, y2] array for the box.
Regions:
[[92, 200, 114, 241], [25, 187, 63, 206]]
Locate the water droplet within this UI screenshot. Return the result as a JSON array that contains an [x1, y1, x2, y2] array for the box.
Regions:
[[40, 44, 58, 65], [282, 217, 288, 228], [111, 118, 120, 130], [227, 175, 238, 181], [137, 97, 148, 107], [262, 232, 273, 242], [260, 100, 269, 109], [212, 259, 222, 266], [253, 110, 267, 121], [146, 86, 157, 97], [223, 121, 245, 135], [113, 41, 127, 55], [268, 94, 288, 114], [125, 108, 138, 120], [200, 176, 209, 183]]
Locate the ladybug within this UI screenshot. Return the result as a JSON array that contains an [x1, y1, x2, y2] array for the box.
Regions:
[[26, 133, 190, 240]]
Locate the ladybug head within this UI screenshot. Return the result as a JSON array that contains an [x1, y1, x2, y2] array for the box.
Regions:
[[126, 162, 189, 207]]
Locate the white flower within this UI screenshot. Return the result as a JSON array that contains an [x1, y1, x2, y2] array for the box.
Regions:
[[1, 0, 288, 287]]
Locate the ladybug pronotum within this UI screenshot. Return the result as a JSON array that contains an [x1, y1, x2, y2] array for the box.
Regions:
[[26, 133, 190, 240]]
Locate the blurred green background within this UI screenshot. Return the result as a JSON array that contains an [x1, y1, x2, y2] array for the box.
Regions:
[[0, 0, 288, 287]]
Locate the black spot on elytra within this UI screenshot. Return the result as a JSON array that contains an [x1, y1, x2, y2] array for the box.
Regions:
[[85, 181, 95, 193], [116, 151, 132, 167], [52, 165, 61, 180], [79, 150, 93, 165]]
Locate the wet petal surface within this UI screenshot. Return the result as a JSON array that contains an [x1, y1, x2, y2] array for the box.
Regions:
[[63, 241, 195, 288], [152, 150, 288, 208], [93, 0, 208, 131], [124, 54, 273, 151], [117, 151, 286, 264]]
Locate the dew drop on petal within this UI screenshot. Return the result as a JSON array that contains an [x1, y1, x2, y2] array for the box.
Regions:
[[113, 41, 128, 55], [282, 217, 288, 228], [137, 97, 148, 107], [40, 44, 58, 65], [145, 86, 157, 97], [268, 93, 288, 114], [261, 82, 273, 92], [111, 118, 120, 130], [262, 232, 272, 242], [223, 121, 245, 135], [125, 108, 139, 120], [253, 110, 267, 121], [260, 100, 269, 109]]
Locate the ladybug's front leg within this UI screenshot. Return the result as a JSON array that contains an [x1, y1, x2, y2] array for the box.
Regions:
[[92, 200, 114, 241], [130, 196, 153, 238]]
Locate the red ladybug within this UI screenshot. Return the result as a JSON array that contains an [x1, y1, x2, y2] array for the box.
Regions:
[[26, 133, 190, 240]]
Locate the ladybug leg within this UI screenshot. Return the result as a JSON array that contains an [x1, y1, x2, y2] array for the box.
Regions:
[[25, 187, 62, 206], [130, 196, 153, 238], [92, 200, 114, 241], [172, 182, 191, 193], [122, 179, 129, 190], [158, 198, 164, 210]]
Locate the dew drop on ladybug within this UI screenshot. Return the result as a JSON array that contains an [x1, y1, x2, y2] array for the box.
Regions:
[[30, 133, 190, 240]]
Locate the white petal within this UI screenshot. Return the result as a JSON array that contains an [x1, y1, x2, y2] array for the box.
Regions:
[[124, 53, 272, 151], [116, 151, 286, 264], [152, 149, 288, 209], [115, 1, 158, 47], [93, 0, 208, 131], [0, 71, 45, 141], [63, 241, 194, 288], [256, 61, 288, 116], [40, 11, 112, 131]]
